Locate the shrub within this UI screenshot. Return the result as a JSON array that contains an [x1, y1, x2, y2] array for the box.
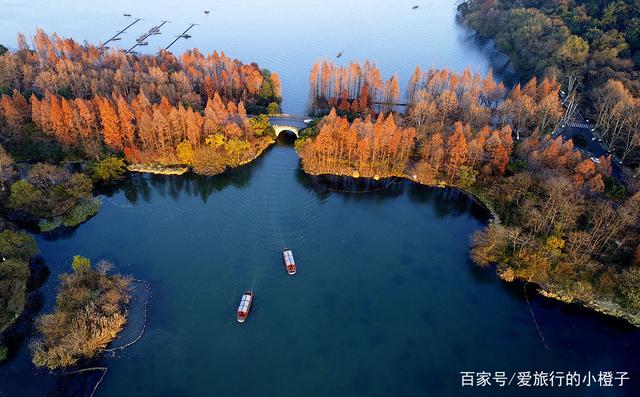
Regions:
[[175, 141, 194, 166], [9, 164, 93, 218], [61, 198, 101, 228], [38, 218, 63, 232], [0, 259, 30, 332], [617, 267, 640, 310], [92, 157, 126, 184], [267, 102, 281, 114], [30, 265, 130, 369], [71, 255, 90, 273], [0, 345, 7, 362], [0, 230, 38, 260], [604, 176, 627, 200], [8, 180, 42, 214]]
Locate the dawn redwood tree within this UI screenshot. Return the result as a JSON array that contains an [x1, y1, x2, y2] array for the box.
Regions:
[[97, 97, 122, 151]]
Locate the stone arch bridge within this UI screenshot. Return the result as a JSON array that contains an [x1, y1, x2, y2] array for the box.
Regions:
[[267, 114, 313, 138]]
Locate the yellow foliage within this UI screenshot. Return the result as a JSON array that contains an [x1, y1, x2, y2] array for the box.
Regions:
[[545, 235, 565, 250], [176, 140, 194, 166], [205, 133, 225, 148]]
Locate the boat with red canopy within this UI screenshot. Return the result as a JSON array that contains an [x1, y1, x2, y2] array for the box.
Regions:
[[236, 291, 253, 323], [283, 248, 296, 275]]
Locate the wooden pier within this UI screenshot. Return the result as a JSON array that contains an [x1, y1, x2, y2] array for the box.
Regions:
[[126, 21, 169, 54], [165, 23, 198, 51], [101, 18, 141, 50]]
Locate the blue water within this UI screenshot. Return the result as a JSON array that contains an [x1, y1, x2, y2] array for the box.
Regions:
[[0, 0, 499, 114], [0, 143, 638, 396], [0, 1, 638, 396]]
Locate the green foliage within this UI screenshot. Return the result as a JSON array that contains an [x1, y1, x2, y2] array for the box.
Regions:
[[8, 164, 93, 219], [0, 345, 7, 362], [457, 166, 478, 188], [604, 176, 627, 199], [299, 119, 319, 139], [92, 157, 126, 184], [557, 35, 590, 73], [249, 114, 270, 137], [0, 44, 7, 56], [38, 218, 63, 233], [267, 102, 281, 114], [259, 79, 274, 101], [460, 0, 640, 95], [8, 180, 42, 213], [507, 159, 528, 174], [0, 259, 30, 332], [244, 105, 268, 115], [6, 125, 65, 163], [0, 230, 37, 260], [38, 197, 101, 232], [71, 255, 91, 273], [617, 267, 640, 310], [61, 198, 101, 228]]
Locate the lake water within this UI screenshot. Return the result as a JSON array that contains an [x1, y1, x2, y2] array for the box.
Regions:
[[0, 0, 501, 114], [0, 1, 639, 396]]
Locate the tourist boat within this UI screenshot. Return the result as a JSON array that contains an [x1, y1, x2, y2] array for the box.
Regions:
[[283, 248, 297, 275], [336, 50, 343, 58], [236, 291, 253, 323], [123, 13, 132, 17], [412, 5, 420, 9]]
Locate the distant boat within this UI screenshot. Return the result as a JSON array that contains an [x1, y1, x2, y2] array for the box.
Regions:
[[112, 37, 121, 41], [123, 13, 132, 17], [412, 5, 419, 9], [204, 10, 210, 14], [336, 50, 343, 58], [236, 291, 253, 323], [283, 248, 297, 275], [181, 34, 192, 39]]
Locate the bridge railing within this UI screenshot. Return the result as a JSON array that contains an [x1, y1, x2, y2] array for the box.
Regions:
[[267, 114, 311, 120]]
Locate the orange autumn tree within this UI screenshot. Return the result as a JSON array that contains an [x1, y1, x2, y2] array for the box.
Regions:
[[96, 97, 123, 151], [308, 60, 392, 115]]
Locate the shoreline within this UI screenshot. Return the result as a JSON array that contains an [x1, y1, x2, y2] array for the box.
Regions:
[[299, 164, 639, 329], [125, 137, 275, 177]]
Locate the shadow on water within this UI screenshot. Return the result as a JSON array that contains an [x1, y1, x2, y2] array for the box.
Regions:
[[98, 154, 261, 206], [18, 145, 639, 397], [302, 173, 492, 222]]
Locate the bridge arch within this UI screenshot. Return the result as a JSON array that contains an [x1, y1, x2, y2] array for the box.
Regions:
[[273, 125, 300, 138]]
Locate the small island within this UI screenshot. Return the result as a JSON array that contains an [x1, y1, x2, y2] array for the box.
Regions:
[[30, 256, 130, 369]]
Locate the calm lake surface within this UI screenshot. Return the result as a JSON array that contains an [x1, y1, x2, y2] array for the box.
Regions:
[[0, 1, 639, 396], [0, 0, 502, 114]]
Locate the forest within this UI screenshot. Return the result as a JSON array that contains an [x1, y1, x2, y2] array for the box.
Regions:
[[0, 30, 282, 174], [458, 0, 640, 165], [308, 59, 400, 116], [0, 30, 283, 364], [298, 60, 640, 324]]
